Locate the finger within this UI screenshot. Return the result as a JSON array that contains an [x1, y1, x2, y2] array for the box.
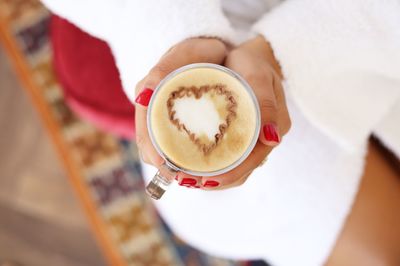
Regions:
[[203, 169, 254, 191], [226, 170, 253, 188], [134, 78, 164, 167], [253, 92, 281, 147], [175, 172, 203, 189], [134, 39, 226, 168], [135, 108, 164, 167], [138, 148, 151, 165], [200, 142, 272, 189], [143, 38, 226, 89], [226, 53, 281, 147], [242, 70, 281, 147], [272, 73, 291, 136]]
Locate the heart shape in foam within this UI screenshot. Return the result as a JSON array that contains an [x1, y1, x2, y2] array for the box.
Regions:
[[167, 84, 237, 155]]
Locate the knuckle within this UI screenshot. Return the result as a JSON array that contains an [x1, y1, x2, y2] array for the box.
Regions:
[[229, 48, 244, 59], [135, 78, 146, 94], [236, 176, 249, 186], [216, 173, 242, 188], [207, 38, 224, 47], [211, 39, 226, 53], [138, 150, 150, 164], [221, 177, 237, 187], [183, 39, 199, 51], [143, 157, 151, 165], [140, 155, 148, 164], [245, 71, 271, 86], [260, 98, 278, 112], [135, 134, 146, 149], [231, 173, 252, 187], [280, 112, 292, 135], [149, 62, 171, 79], [183, 39, 226, 62], [251, 157, 263, 169], [226, 49, 245, 64]]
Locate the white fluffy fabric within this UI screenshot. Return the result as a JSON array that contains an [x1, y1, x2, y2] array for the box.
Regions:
[[253, 0, 400, 151], [142, 96, 367, 266], [41, 0, 400, 265]]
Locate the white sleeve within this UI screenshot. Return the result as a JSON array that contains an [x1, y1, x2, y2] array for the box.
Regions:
[[252, 0, 400, 151], [41, 0, 235, 102]]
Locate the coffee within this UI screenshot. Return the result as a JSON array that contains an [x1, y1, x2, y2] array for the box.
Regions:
[[148, 65, 259, 173]]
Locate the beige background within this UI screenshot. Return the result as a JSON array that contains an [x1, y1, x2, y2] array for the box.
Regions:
[[0, 46, 105, 265]]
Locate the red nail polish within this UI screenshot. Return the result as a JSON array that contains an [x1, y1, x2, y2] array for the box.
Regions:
[[263, 124, 280, 143], [179, 178, 197, 186], [203, 180, 220, 187], [174, 175, 179, 181], [135, 88, 153, 106]]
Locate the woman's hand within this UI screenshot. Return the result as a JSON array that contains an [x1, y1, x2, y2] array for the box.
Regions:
[[201, 36, 291, 190], [134, 38, 227, 186]]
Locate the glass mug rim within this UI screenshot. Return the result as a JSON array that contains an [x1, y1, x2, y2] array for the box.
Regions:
[[146, 63, 261, 177]]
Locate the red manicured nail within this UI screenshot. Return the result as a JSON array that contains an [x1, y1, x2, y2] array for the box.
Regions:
[[179, 178, 197, 186], [263, 124, 280, 143], [174, 175, 179, 181], [203, 180, 220, 188], [135, 88, 153, 106]]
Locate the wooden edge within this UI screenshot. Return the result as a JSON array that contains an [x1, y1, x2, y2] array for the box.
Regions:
[[0, 16, 127, 266]]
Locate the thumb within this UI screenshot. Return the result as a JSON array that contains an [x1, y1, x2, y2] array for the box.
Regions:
[[252, 75, 281, 147]]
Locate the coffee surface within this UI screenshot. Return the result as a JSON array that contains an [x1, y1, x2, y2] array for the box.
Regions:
[[150, 67, 257, 173]]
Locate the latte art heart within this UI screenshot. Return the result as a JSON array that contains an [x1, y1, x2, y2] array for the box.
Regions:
[[167, 84, 237, 155]]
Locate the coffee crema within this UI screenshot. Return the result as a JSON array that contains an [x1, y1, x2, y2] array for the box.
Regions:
[[149, 67, 257, 173]]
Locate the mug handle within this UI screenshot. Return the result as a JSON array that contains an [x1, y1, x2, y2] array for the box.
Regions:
[[146, 163, 177, 200]]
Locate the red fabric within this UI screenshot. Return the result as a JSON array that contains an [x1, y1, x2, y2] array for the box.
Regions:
[[50, 15, 135, 139]]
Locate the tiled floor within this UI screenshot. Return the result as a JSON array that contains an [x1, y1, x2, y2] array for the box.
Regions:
[[0, 46, 106, 265]]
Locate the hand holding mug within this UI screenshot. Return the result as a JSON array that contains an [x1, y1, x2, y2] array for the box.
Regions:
[[202, 36, 291, 190], [134, 38, 227, 168], [135, 36, 291, 196]]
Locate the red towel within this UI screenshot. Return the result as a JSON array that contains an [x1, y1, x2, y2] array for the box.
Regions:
[[51, 15, 135, 139]]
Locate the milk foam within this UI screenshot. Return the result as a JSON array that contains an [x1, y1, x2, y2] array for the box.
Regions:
[[150, 66, 258, 172], [172, 96, 223, 140]]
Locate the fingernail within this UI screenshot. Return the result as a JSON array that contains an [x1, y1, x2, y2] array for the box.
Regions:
[[174, 175, 179, 181], [203, 180, 220, 188], [135, 88, 153, 106], [179, 178, 197, 186], [263, 124, 280, 144]]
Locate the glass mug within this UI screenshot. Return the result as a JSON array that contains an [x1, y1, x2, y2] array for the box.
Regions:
[[145, 63, 261, 199]]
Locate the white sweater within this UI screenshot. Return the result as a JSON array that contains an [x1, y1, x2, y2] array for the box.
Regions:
[[42, 0, 400, 265]]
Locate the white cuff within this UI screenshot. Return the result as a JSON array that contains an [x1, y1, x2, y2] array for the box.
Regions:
[[252, 0, 400, 151]]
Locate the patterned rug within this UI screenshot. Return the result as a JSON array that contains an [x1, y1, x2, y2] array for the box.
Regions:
[[0, 1, 269, 266]]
